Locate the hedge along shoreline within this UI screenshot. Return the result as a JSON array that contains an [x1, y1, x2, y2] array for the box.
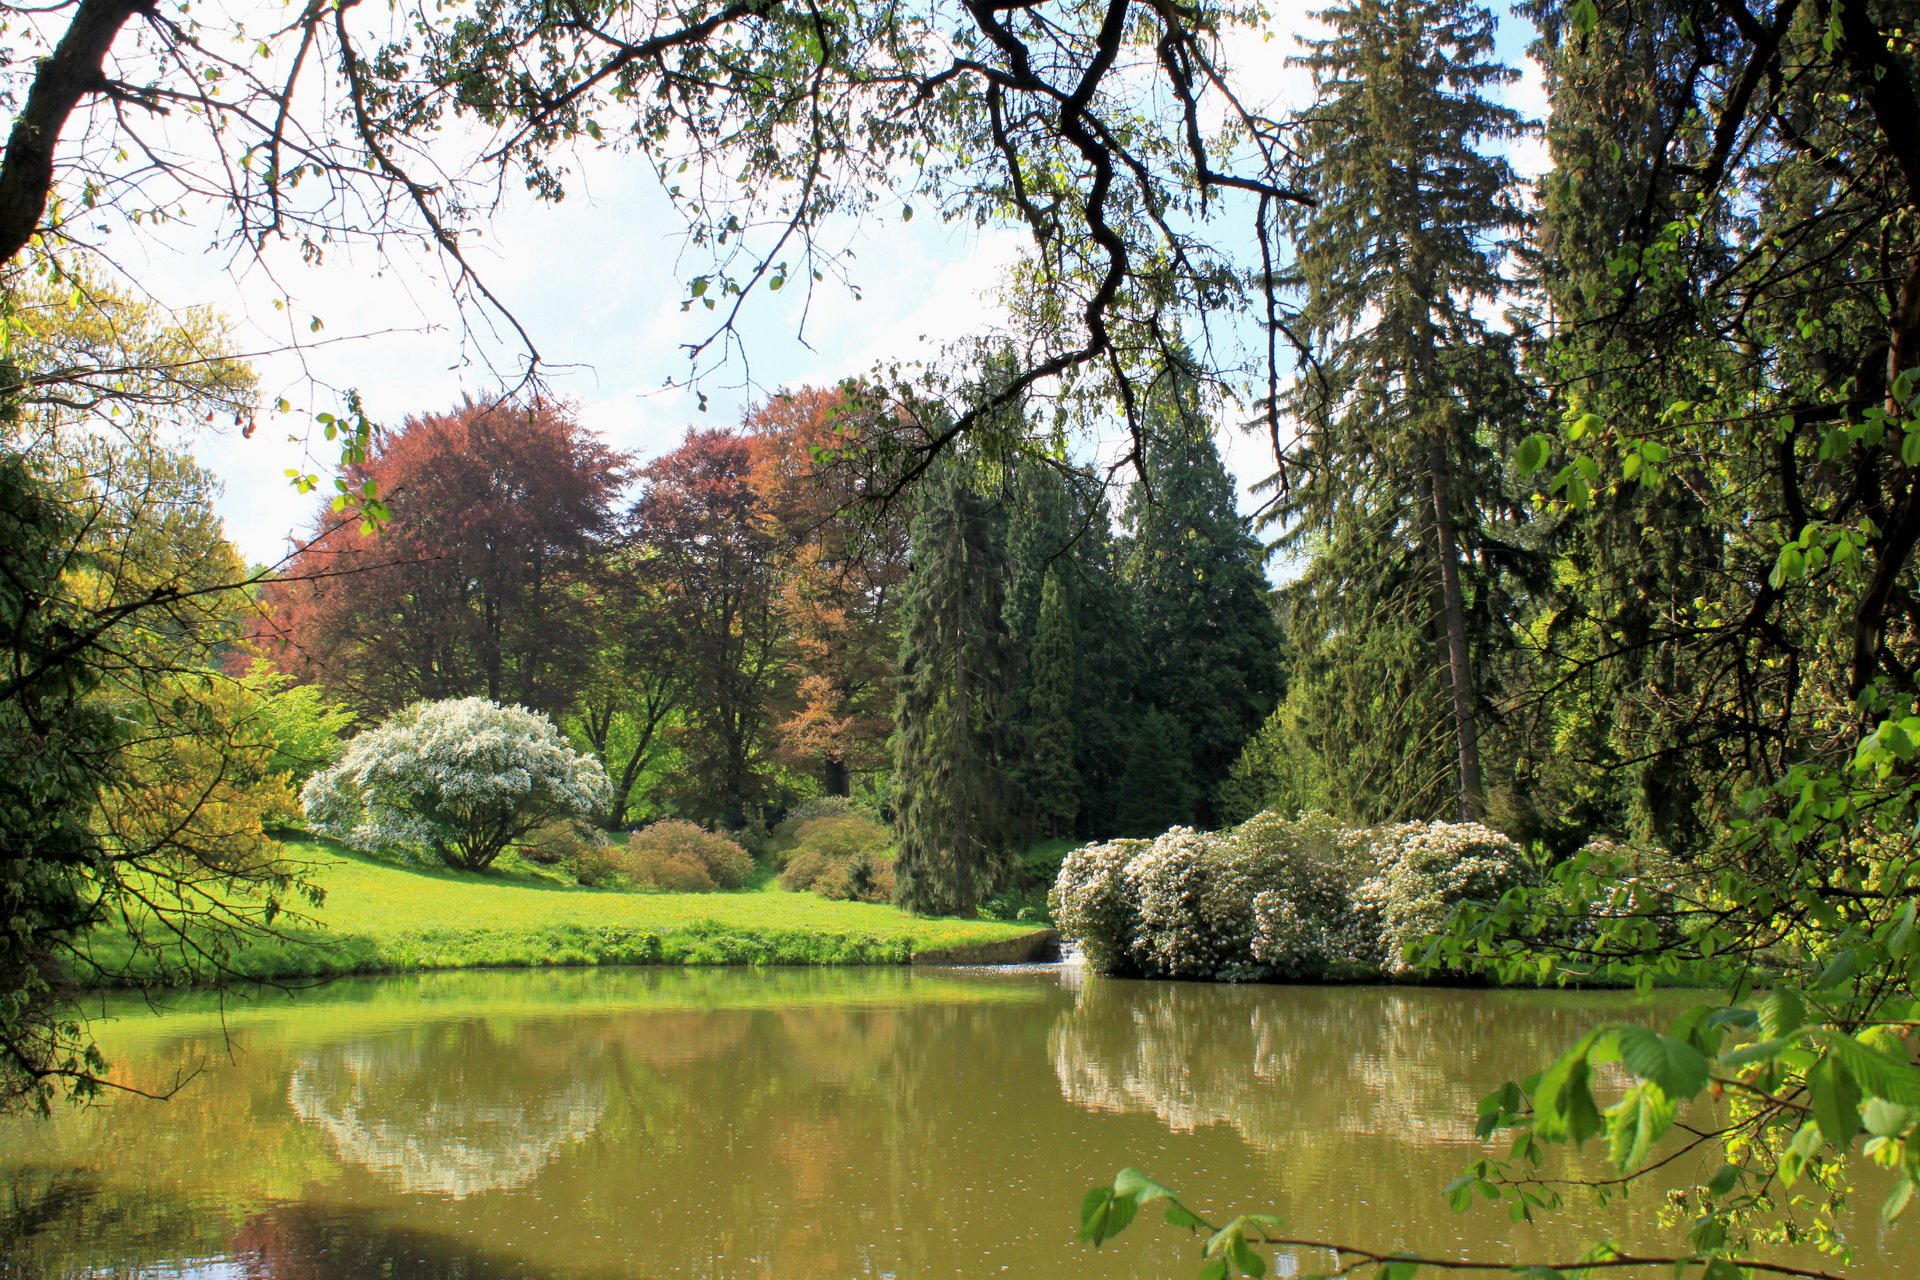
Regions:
[[1049, 811, 1532, 982]]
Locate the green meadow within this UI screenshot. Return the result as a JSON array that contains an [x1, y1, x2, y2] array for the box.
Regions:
[[87, 839, 1055, 986]]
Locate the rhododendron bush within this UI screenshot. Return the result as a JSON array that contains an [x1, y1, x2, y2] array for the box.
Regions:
[[1051, 812, 1530, 981]]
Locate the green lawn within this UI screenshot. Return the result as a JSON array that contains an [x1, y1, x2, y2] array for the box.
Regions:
[[88, 839, 1056, 986]]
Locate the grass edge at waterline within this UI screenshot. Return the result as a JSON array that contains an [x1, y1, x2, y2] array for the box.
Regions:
[[83, 838, 1058, 985]]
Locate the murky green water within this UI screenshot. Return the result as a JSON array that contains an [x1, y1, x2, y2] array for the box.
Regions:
[[0, 965, 1906, 1278]]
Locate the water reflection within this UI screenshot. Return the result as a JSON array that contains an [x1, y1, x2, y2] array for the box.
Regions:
[[0, 967, 1906, 1280], [286, 1024, 608, 1199], [1050, 982, 1607, 1147]]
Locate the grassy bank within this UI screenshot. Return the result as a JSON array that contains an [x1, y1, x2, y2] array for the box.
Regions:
[[88, 839, 1056, 985]]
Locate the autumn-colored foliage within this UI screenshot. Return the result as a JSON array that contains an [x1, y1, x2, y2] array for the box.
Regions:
[[744, 386, 910, 796], [260, 396, 626, 720], [627, 428, 783, 827]]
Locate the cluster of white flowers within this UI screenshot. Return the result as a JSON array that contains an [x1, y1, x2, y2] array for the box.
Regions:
[[1352, 821, 1528, 976], [1049, 838, 1148, 972], [302, 696, 610, 867], [1052, 811, 1531, 982]]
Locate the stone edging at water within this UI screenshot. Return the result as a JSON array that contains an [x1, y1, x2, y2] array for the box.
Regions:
[[911, 930, 1061, 966]]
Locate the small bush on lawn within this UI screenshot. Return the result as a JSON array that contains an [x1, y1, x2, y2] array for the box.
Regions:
[[520, 820, 624, 887], [620, 820, 755, 892], [775, 812, 896, 903]]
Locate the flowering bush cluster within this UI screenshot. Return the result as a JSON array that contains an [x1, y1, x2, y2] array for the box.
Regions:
[[618, 820, 755, 892], [302, 697, 610, 871], [1352, 821, 1530, 976], [1052, 811, 1531, 982]]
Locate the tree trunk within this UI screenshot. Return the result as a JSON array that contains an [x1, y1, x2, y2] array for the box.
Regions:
[[0, 0, 153, 266], [823, 756, 849, 798], [1428, 436, 1482, 822]]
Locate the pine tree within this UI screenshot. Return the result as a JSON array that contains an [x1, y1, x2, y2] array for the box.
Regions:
[[1272, 0, 1532, 822], [1025, 568, 1080, 837], [891, 466, 1030, 915], [1122, 363, 1286, 828]]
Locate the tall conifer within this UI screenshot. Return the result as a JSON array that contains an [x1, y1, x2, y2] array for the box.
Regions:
[[1025, 569, 1081, 837], [1273, 0, 1532, 822], [891, 465, 1029, 915], [1123, 364, 1286, 828]]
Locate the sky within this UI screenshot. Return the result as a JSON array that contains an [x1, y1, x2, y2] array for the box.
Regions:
[[118, 2, 1547, 566]]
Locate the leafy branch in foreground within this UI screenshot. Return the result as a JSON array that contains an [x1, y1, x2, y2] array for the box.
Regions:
[[1079, 1167, 1854, 1280]]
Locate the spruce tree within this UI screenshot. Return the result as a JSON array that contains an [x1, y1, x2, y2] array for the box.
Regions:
[[1024, 568, 1080, 837], [891, 465, 1030, 915], [1273, 0, 1532, 822], [1002, 458, 1139, 836], [1122, 364, 1286, 828]]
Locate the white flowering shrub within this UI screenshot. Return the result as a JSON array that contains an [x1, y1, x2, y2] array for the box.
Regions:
[[302, 697, 611, 871], [1241, 810, 1375, 977], [1352, 821, 1530, 975], [1124, 828, 1245, 978], [1048, 838, 1148, 973]]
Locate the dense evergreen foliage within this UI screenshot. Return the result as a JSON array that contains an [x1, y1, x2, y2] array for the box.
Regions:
[[890, 465, 1031, 916]]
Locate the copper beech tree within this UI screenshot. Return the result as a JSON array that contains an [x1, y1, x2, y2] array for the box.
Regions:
[[261, 396, 627, 721]]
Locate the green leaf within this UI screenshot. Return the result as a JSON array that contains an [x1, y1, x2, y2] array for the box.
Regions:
[[1618, 1025, 1711, 1099], [1113, 1167, 1176, 1204], [1719, 1037, 1789, 1071], [1533, 1032, 1605, 1144], [1705, 1165, 1740, 1196], [1080, 1185, 1137, 1245], [1883, 1177, 1915, 1223], [1228, 1232, 1266, 1277], [1819, 1031, 1920, 1105], [1759, 989, 1806, 1039], [1381, 1261, 1420, 1280], [1606, 1080, 1677, 1171], [1514, 433, 1552, 475], [1200, 1261, 1230, 1280], [1808, 1054, 1863, 1149], [1863, 1097, 1913, 1138]]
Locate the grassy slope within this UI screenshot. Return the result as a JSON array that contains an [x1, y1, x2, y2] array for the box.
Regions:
[[91, 839, 1054, 985]]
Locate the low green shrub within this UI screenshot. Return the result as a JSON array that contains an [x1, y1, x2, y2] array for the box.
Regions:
[[774, 812, 896, 903], [619, 820, 755, 892]]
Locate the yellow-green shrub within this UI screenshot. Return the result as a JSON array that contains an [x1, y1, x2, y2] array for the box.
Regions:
[[620, 820, 754, 892]]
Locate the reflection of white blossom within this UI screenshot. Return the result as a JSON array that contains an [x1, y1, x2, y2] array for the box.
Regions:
[[1050, 982, 1494, 1148], [288, 1040, 605, 1199]]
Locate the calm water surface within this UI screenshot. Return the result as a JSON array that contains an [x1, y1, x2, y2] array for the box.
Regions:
[[0, 965, 1909, 1278]]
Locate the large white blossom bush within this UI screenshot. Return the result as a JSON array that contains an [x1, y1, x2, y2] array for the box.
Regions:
[[1124, 827, 1248, 979], [1242, 810, 1376, 978], [302, 697, 611, 871], [1048, 838, 1148, 973], [1352, 820, 1531, 976]]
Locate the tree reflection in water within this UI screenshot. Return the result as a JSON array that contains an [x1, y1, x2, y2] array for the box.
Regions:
[[287, 1021, 608, 1199]]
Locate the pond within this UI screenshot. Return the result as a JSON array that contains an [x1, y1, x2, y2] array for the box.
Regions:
[[0, 965, 1907, 1278]]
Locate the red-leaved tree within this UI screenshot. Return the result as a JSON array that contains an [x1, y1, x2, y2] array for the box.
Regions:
[[261, 396, 627, 721], [627, 427, 783, 827]]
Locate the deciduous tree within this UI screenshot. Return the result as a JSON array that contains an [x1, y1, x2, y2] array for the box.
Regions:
[[264, 396, 626, 720]]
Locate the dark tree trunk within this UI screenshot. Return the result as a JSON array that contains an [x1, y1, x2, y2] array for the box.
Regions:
[[0, 0, 152, 265]]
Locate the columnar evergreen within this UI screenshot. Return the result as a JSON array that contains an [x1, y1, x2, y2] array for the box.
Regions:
[[1272, 0, 1532, 822], [891, 466, 1030, 916], [1122, 365, 1286, 829], [1025, 569, 1081, 837]]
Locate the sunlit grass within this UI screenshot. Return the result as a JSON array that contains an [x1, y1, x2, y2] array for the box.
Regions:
[[86, 838, 1054, 984]]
